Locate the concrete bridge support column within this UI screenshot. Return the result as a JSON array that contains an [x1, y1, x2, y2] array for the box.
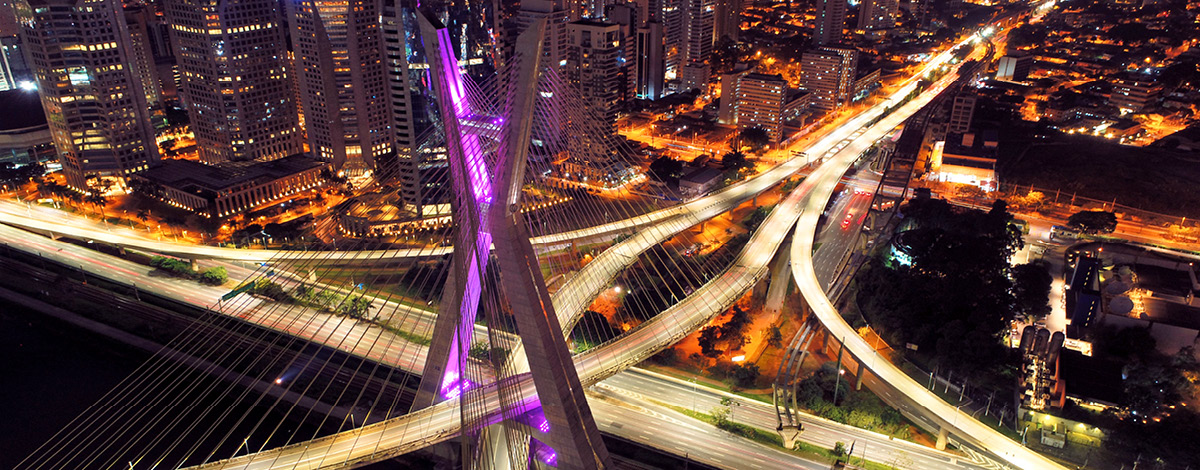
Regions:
[[190, 258, 198, 271], [778, 425, 801, 450], [855, 362, 866, 391], [935, 427, 950, 450]]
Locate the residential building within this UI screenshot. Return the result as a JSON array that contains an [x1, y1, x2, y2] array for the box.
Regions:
[[800, 46, 857, 111], [734, 73, 787, 142], [289, 0, 394, 175], [813, 0, 846, 46], [679, 0, 714, 90], [948, 93, 976, 134], [857, 0, 896, 30], [17, 0, 160, 189], [713, 0, 740, 41], [717, 62, 753, 124], [167, 0, 304, 164], [679, 166, 722, 197], [567, 20, 624, 128]]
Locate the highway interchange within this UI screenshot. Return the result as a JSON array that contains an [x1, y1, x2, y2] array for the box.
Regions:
[[0, 20, 1059, 470]]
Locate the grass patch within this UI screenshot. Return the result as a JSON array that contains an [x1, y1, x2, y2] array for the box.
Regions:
[[662, 404, 897, 470]]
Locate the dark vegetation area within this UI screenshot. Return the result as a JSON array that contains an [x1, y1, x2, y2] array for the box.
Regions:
[[853, 198, 1048, 385]]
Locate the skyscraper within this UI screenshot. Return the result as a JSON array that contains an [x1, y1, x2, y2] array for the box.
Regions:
[[382, 0, 495, 216], [800, 46, 856, 111], [813, 0, 846, 46], [857, 0, 896, 31], [167, 0, 303, 164], [679, 0, 713, 90], [17, 0, 159, 189], [124, 5, 163, 127], [289, 0, 394, 174], [567, 20, 623, 129], [713, 0, 740, 41], [635, 22, 665, 99]]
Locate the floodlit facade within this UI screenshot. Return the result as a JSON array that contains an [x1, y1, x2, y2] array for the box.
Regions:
[[289, 0, 394, 175], [166, 0, 304, 164], [17, 0, 160, 189]]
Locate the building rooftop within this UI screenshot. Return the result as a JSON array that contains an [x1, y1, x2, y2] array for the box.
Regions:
[[0, 90, 47, 131], [139, 154, 325, 199], [1059, 349, 1124, 406]]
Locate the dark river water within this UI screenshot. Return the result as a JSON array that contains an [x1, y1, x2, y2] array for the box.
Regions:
[[0, 299, 432, 469]]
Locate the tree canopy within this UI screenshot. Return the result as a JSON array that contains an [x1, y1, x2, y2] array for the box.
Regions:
[[855, 199, 1024, 381], [1067, 210, 1118, 234]]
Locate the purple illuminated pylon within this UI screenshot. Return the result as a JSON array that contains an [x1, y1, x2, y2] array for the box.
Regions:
[[432, 26, 494, 400]]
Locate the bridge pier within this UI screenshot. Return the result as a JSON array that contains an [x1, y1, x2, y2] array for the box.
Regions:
[[935, 427, 950, 450], [190, 258, 198, 271], [777, 425, 802, 450], [855, 362, 866, 391]]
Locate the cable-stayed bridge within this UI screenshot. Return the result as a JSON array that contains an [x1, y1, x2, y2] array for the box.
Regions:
[[9, 10, 1061, 470]]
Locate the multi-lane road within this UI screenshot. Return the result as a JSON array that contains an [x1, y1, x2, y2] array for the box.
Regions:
[[2, 18, 1057, 470]]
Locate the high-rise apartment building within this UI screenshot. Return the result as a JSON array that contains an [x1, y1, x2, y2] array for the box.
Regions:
[[735, 73, 787, 142], [813, 0, 846, 46], [857, 0, 896, 30], [17, 0, 159, 189], [948, 93, 976, 134], [717, 62, 752, 124], [800, 46, 857, 111], [679, 0, 713, 90], [289, 0, 393, 174], [567, 20, 623, 129], [605, 3, 639, 104], [713, 0, 740, 41], [167, 0, 303, 164]]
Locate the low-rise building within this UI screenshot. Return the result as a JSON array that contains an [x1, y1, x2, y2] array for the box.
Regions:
[[679, 167, 723, 198], [131, 153, 326, 218], [928, 131, 998, 191], [1109, 73, 1162, 113], [0, 90, 54, 166]]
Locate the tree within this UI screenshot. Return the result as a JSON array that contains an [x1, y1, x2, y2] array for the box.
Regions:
[[832, 442, 849, 463], [200, 266, 228, 285], [648, 156, 684, 185], [731, 363, 760, 387], [738, 127, 771, 154], [159, 138, 178, 157], [1011, 263, 1053, 319], [135, 209, 150, 223], [721, 149, 751, 170], [86, 191, 108, 217], [698, 326, 723, 358], [768, 326, 783, 348], [1067, 210, 1117, 234]]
